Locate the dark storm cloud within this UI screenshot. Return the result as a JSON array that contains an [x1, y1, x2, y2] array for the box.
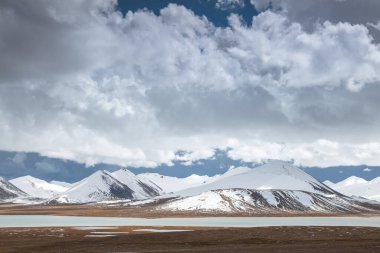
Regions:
[[0, 0, 119, 82]]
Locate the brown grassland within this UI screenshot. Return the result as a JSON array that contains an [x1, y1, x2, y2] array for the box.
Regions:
[[1, 225, 380, 252]]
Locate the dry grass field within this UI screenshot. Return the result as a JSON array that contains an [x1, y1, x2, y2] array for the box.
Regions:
[[1, 225, 380, 252]]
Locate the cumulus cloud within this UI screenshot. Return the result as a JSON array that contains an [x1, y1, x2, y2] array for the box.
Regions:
[[216, 0, 245, 10], [250, 0, 380, 41], [0, 0, 380, 167], [368, 20, 380, 31], [227, 140, 380, 167]]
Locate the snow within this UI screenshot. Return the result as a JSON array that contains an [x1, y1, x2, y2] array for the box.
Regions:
[[172, 161, 334, 197], [139, 166, 252, 193], [334, 176, 368, 187], [111, 168, 162, 199], [1, 159, 376, 215], [50, 180, 73, 188], [160, 188, 364, 213], [325, 176, 380, 201], [10, 176, 68, 199], [260, 191, 278, 206], [138, 173, 213, 193], [84, 235, 115, 237], [53, 169, 161, 203], [289, 191, 314, 207], [53, 170, 133, 203], [0, 176, 27, 200], [163, 191, 233, 212]]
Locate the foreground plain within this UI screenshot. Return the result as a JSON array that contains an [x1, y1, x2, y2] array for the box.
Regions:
[[1, 226, 380, 252]]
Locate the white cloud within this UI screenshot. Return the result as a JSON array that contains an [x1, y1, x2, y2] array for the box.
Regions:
[[249, 0, 272, 11], [0, 1, 380, 167], [175, 148, 215, 165], [227, 140, 380, 167], [216, 0, 245, 10], [368, 20, 380, 31]]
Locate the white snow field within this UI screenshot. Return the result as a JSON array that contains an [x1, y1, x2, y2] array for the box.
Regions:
[[139, 166, 251, 193], [10, 175, 68, 199], [173, 161, 336, 197], [0, 176, 27, 201], [325, 176, 380, 201], [158, 161, 376, 213], [1, 161, 379, 214], [52, 169, 161, 203]]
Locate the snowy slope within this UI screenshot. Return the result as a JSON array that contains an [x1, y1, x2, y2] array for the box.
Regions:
[[139, 166, 252, 193], [156, 161, 371, 213], [173, 161, 337, 197], [138, 173, 212, 193], [160, 189, 372, 213], [52, 170, 135, 203], [325, 176, 380, 201], [10, 176, 68, 199], [111, 168, 162, 199], [52, 169, 162, 203], [0, 177, 27, 201], [50, 180, 73, 188]]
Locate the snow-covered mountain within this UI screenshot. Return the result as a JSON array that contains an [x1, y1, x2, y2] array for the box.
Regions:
[[0, 177, 27, 201], [138, 173, 212, 193], [160, 189, 371, 213], [51, 170, 134, 203], [50, 180, 73, 188], [52, 169, 161, 203], [111, 168, 162, 199], [10, 176, 68, 199], [157, 161, 374, 213], [172, 161, 337, 197], [139, 166, 252, 193], [324, 176, 380, 201], [2, 160, 379, 214]]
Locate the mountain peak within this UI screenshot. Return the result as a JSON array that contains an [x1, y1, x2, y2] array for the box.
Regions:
[[10, 175, 68, 199], [0, 177, 27, 200], [175, 161, 336, 197], [253, 161, 315, 181], [337, 176, 368, 187]]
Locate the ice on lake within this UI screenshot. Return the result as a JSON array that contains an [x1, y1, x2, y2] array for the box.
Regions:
[[0, 215, 380, 228]]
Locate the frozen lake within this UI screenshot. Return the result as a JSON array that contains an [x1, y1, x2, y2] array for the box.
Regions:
[[0, 215, 380, 228]]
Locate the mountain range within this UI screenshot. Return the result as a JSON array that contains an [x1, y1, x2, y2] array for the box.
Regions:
[[325, 176, 380, 202], [1, 161, 379, 214]]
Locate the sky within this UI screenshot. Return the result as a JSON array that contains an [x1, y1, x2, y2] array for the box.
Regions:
[[1, 150, 379, 183], [1, 0, 380, 179]]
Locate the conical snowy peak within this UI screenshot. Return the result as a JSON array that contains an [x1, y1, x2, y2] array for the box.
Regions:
[[52, 170, 135, 203], [160, 188, 372, 214], [111, 168, 162, 199], [325, 176, 380, 202], [174, 161, 337, 197], [10, 175, 68, 199], [0, 177, 27, 201], [336, 176, 368, 187], [156, 161, 376, 213], [253, 161, 316, 181]]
